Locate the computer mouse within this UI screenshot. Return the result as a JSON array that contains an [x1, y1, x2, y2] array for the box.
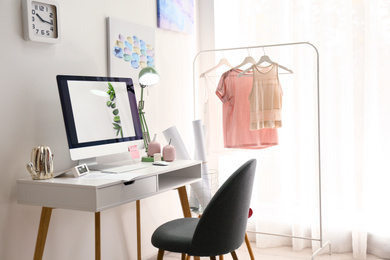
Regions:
[[152, 161, 169, 166]]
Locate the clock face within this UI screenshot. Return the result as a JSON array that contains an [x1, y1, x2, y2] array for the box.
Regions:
[[77, 165, 88, 174], [30, 1, 58, 38], [22, 0, 60, 43]]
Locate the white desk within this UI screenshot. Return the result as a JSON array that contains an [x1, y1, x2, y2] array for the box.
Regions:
[[17, 160, 201, 260]]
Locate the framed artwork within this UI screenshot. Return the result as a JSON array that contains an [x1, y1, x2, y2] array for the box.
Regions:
[[107, 17, 156, 84], [157, 0, 194, 34]]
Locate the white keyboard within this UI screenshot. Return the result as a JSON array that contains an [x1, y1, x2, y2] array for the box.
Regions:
[[101, 164, 147, 174]]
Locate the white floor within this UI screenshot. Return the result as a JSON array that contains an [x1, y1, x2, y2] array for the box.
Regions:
[[161, 243, 384, 260]]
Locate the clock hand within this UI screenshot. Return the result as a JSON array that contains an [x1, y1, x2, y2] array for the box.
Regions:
[[35, 13, 46, 22], [36, 13, 53, 25]]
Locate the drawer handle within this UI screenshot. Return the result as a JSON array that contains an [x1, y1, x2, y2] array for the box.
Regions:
[[123, 180, 135, 186]]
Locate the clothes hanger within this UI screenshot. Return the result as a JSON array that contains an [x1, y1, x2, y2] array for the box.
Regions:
[[231, 49, 256, 70], [238, 48, 293, 77], [200, 57, 233, 77], [257, 55, 294, 73]]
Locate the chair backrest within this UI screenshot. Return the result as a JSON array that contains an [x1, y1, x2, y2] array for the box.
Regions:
[[188, 159, 257, 256]]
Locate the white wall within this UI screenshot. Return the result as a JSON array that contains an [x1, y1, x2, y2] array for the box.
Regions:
[[0, 0, 202, 259]]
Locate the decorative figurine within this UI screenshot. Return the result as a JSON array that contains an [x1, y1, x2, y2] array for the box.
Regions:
[[26, 146, 54, 180]]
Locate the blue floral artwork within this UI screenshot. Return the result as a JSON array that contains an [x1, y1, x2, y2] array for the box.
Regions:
[[157, 0, 194, 34], [112, 33, 155, 70], [107, 17, 155, 83]]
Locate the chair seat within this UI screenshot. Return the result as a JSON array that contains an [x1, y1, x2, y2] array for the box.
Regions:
[[151, 159, 257, 260], [152, 218, 200, 253]]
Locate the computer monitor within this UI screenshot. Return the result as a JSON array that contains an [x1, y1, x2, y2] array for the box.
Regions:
[[57, 75, 144, 168]]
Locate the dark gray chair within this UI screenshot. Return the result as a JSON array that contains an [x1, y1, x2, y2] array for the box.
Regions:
[[151, 159, 257, 260]]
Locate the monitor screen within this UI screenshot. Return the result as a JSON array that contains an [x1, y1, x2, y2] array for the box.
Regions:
[[57, 75, 144, 166]]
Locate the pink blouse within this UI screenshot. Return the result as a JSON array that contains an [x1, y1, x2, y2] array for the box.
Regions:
[[216, 69, 279, 149]]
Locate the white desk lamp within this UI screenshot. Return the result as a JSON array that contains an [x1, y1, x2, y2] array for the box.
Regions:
[[138, 67, 160, 161]]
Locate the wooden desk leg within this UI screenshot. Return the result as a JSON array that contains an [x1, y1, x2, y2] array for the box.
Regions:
[[34, 207, 53, 260], [136, 200, 141, 260], [95, 212, 101, 260], [177, 186, 191, 218]]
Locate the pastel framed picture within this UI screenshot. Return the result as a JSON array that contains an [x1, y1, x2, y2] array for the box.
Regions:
[[107, 17, 156, 84], [157, 0, 194, 34]]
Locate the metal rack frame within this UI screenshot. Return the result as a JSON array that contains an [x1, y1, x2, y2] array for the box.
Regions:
[[192, 42, 331, 259]]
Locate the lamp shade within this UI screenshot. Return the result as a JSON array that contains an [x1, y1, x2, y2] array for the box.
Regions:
[[138, 67, 160, 86]]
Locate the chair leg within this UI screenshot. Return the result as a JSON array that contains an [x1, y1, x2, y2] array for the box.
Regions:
[[157, 249, 165, 260], [210, 256, 217, 260], [219, 255, 224, 260], [245, 232, 255, 260], [186, 256, 200, 260], [231, 251, 238, 260], [181, 253, 186, 260]]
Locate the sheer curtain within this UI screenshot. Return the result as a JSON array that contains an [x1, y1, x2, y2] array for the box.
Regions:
[[199, 0, 390, 259]]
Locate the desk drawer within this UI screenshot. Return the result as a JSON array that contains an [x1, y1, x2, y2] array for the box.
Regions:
[[97, 176, 157, 211]]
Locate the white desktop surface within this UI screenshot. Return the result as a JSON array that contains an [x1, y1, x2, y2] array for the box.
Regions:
[[17, 160, 201, 212]]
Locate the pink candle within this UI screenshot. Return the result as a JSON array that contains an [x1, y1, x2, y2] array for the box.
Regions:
[[163, 139, 176, 162]]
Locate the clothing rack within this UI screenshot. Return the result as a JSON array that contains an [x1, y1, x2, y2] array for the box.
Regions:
[[192, 42, 331, 259]]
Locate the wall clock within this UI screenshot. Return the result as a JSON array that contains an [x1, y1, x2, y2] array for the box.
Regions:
[[22, 0, 61, 44]]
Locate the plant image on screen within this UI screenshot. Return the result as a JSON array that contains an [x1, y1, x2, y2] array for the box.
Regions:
[[106, 82, 123, 138]]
